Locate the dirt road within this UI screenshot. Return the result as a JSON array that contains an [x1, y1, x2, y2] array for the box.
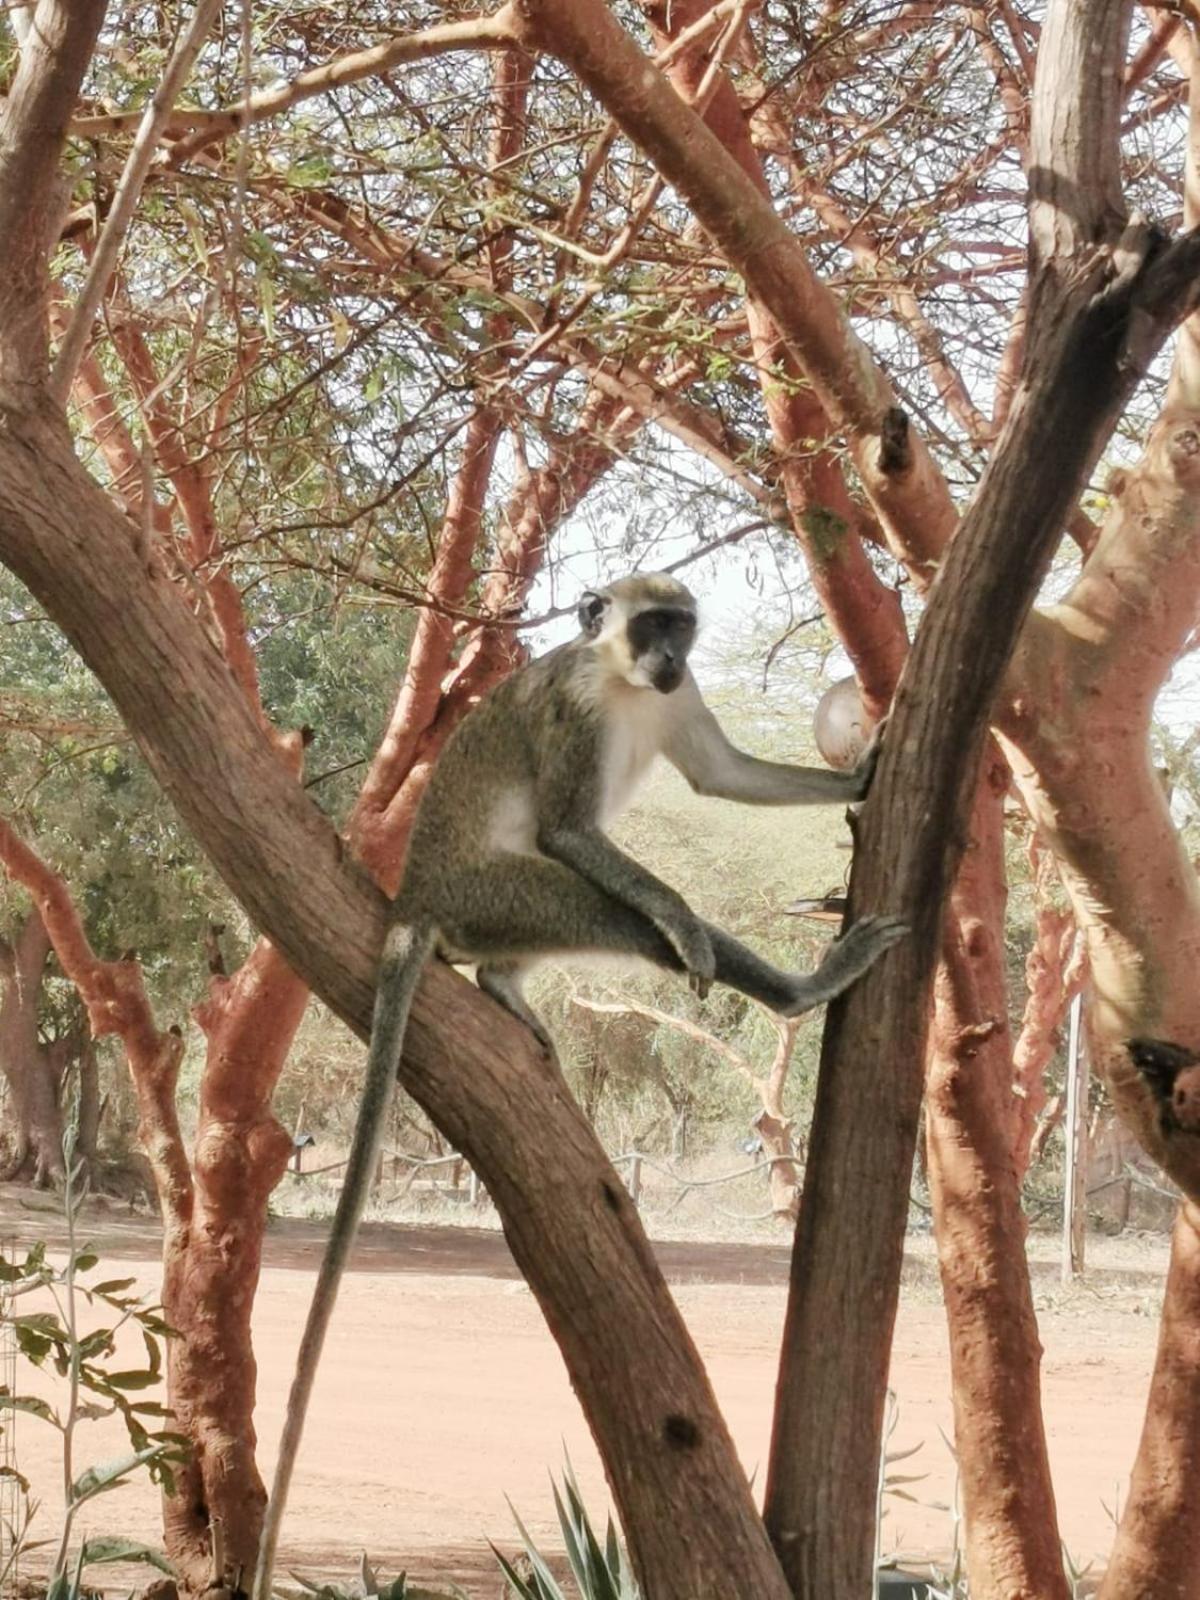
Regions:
[[0, 1197, 1167, 1593]]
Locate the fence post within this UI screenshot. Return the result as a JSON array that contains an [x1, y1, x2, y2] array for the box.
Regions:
[[1062, 991, 1089, 1284], [627, 1152, 642, 1208]]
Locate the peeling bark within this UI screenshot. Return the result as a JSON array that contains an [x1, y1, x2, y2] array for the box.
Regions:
[[1097, 1204, 1200, 1600], [925, 760, 1068, 1600], [1011, 837, 1084, 1179], [998, 407, 1200, 1195], [161, 943, 302, 1585]]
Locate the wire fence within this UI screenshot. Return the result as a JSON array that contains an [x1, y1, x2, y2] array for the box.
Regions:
[[282, 1141, 801, 1221], [282, 1133, 1182, 1239]]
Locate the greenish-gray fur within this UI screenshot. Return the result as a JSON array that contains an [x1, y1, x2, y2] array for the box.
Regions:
[[253, 571, 906, 1600]]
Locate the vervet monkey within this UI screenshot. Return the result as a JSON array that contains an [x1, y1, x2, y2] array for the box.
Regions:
[[253, 573, 904, 1598]]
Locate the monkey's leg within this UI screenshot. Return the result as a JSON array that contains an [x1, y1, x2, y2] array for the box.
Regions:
[[703, 917, 905, 1015], [443, 858, 683, 966], [449, 860, 902, 1017], [476, 961, 554, 1053]]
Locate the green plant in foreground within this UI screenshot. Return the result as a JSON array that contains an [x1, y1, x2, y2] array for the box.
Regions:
[[0, 1090, 185, 1596], [287, 1552, 464, 1600], [493, 1465, 638, 1600]]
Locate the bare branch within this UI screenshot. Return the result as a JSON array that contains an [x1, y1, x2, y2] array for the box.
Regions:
[[159, 7, 518, 163], [1028, 0, 1132, 272], [51, 0, 226, 404], [511, 0, 957, 577], [0, 0, 106, 391]]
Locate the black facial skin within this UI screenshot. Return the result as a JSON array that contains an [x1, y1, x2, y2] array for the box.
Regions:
[[628, 606, 696, 693]]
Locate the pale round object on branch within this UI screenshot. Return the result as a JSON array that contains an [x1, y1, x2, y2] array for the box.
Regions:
[[814, 675, 873, 771]]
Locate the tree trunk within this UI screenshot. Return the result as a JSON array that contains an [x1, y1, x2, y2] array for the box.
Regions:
[[0, 907, 63, 1184], [159, 944, 302, 1588], [925, 764, 1068, 1600], [1010, 845, 1081, 1180], [1097, 1203, 1200, 1600], [0, 406, 794, 1598]]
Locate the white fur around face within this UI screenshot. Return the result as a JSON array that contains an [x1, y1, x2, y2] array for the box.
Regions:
[[587, 594, 639, 684]]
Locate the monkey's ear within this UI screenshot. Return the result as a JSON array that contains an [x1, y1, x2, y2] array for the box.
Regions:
[[578, 590, 609, 637]]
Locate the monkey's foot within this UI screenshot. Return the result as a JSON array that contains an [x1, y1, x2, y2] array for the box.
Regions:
[[477, 964, 555, 1055], [780, 914, 907, 1016]]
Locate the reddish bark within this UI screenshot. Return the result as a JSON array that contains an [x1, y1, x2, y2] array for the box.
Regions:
[[1096, 1204, 1200, 1600], [1010, 837, 1084, 1179], [641, 0, 909, 716], [111, 319, 279, 743], [996, 404, 1200, 1599], [997, 407, 1200, 1197], [513, 0, 962, 585], [0, 811, 297, 1586], [350, 405, 505, 888], [372, 384, 636, 851], [161, 942, 302, 1583], [925, 759, 1069, 1600]]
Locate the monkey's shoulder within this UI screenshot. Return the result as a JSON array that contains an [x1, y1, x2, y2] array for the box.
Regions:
[[497, 642, 606, 739]]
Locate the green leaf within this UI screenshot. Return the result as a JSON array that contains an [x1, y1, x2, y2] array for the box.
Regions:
[[0, 1463, 30, 1493], [73, 1251, 99, 1272], [78, 1328, 116, 1361], [72, 1445, 163, 1503], [0, 1392, 59, 1428], [489, 1545, 544, 1600], [14, 1327, 53, 1364], [81, 1536, 173, 1574], [98, 1368, 160, 1391], [501, 1505, 563, 1600], [91, 1278, 138, 1296]]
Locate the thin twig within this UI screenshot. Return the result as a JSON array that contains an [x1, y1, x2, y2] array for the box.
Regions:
[[51, 0, 225, 402]]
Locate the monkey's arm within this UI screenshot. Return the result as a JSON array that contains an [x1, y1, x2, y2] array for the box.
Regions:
[[534, 722, 715, 991], [664, 676, 880, 804]]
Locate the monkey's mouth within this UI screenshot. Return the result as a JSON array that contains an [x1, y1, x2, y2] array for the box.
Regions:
[[652, 665, 685, 693]]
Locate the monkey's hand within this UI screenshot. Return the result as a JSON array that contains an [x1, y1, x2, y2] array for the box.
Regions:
[[848, 715, 888, 801], [662, 915, 716, 1000]]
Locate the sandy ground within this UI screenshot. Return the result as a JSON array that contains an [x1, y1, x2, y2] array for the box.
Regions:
[[0, 1193, 1171, 1594]]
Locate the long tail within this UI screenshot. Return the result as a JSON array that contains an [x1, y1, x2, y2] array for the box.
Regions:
[[252, 919, 435, 1600]]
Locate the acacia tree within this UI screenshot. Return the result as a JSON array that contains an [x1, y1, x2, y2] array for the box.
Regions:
[[2, 4, 1200, 1600]]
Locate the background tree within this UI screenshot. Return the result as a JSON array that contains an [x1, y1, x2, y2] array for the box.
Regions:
[[0, 4, 1199, 1599]]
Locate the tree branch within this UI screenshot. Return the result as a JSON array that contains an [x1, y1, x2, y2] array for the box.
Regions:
[[0, 0, 106, 393], [511, 0, 958, 577], [157, 7, 519, 164], [51, 0, 225, 403], [0, 397, 791, 1600]]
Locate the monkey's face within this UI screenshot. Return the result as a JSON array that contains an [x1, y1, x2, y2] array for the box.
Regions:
[[626, 606, 696, 693], [578, 576, 699, 693]]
